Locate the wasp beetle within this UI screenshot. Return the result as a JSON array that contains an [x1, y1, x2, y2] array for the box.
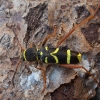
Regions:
[[11, 3, 100, 93]]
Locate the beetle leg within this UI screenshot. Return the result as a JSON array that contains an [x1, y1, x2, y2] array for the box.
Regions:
[[42, 25, 57, 47], [56, 3, 100, 47], [59, 64, 99, 86], [12, 59, 22, 86]]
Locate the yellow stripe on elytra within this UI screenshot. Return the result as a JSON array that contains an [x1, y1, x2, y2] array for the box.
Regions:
[[45, 57, 48, 63], [50, 54, 59, 63], [23, 50, 27, 61], [45, 46, 48, 51], [67, 50, 71, 64], [36, 56, 38, 60], [77, 53, 81, 62], [40, 51, 43, 55], [51, 48, 59, 54], [50, 48, 59, 63]]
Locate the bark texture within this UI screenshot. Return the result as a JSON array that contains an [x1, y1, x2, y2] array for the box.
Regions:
[[0, 0, 100, 100]]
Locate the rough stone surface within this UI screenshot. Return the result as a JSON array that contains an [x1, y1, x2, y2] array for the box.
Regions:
[[0, 0, 100, 100]]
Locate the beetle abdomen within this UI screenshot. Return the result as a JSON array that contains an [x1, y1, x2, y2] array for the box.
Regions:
[[38, 46, 81, 64]]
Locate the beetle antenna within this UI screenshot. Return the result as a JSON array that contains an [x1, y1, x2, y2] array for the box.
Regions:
[[56, 3, 100, 47], [12, 59, 22, 86], [6, 24, 25, 86], [12, 25, 25, 51]]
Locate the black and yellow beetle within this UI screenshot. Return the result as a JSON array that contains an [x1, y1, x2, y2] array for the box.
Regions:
[[11, 3, 100, 93], [22, 46, 81, 64], [20, 44, 99, 92]]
